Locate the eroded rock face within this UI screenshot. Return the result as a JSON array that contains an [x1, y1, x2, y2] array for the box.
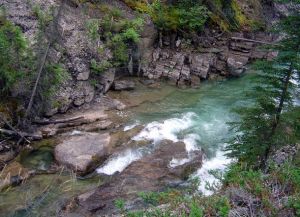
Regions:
[[69, 141, 203, 216], [73, 81, 95, 107], [143, 32, 275, 84], [54, 133, 111, 175]]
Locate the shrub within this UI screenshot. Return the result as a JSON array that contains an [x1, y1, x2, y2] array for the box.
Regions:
[[189, 202, 204, 217], [0, 12, 29, 95], [90, 59, 112, 74], [86, 19, 100, 41], [122, 27, 140, 43], [43, 64, 69, 98]]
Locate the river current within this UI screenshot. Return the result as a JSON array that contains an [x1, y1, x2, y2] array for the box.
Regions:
[[1, 72, 256, 216], [97, 72, 255, 195]]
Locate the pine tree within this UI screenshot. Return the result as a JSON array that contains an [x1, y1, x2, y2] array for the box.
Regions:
[[226, 11, 300, 168]]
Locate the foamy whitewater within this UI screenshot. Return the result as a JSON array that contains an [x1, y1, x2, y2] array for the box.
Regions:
[[97, 148, 144, 175], [195, 150, 232, 195], [97, 112, 198, 176], [133, 112, 197, 147], [97, 111, 232, 195]]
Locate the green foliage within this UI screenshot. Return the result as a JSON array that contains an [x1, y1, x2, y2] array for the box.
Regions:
[[32, 4, 53, 30], [86, 19, 100, 41], [90, 59, 112, 74], [0, 11, 29, 95], [114, 198, 125, 211], [125, 0, 264, 32], [215, 197, 230, 217], [123, 159, 300, 216], [87, 8, 144, 68], [224, 164, 265, 195], [288, 196, 300, 216], [42, 64, 69, 98], [108, 34, 129, 65], [138, 191, 161, 206], [127, 209, 172, 217], [147, 0, 209, 32], [226, 14, 300, 167], [103, 16, 144, 65], [177, 6, 210, 32], [122, 27, 140, 43], [189, 202, 203, 217]]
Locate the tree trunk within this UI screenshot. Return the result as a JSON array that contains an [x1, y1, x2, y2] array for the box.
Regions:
[[24, 43, 50, 119], [262, 64, 293, 167], [24, 1, 65, 119]]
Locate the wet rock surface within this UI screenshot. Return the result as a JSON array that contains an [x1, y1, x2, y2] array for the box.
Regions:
[[66, 141, 203, 216], [113, 80, 136, 91], [54, 133, 111, 175]]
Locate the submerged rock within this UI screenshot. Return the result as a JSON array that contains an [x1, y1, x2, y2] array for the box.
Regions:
[[113, 80, 136, 91], [54, 133, 111, 175], [68, 140, 203, 216], [0, 162, 32, 191]]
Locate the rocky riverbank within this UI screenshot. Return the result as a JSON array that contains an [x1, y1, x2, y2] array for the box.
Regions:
[[2, 0, 287, 118], [0, 81, 205, 216], [0, 1, 297, 216]]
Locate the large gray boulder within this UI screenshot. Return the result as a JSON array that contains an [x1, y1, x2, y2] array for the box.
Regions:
[[227, 55, 249, 77], [54, 133, 111, 175]]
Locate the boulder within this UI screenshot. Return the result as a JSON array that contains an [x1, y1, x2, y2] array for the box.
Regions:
[[54, 133, 111, 175], [191, 54, 215, 79], [99, 68, 116, 93], [139, 79, 155, 86], [113, 80, 135, 91], [227, 55, 249, 76], [73, 81, 95, 106], [73, 140, 203, 216]]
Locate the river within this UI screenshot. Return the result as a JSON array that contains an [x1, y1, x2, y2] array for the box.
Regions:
[[0, 72, 255, 216]]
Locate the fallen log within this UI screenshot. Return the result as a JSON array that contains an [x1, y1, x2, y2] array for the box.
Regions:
[[0, 129, 42, 140], [230, 37, 275, 45], [33, 116, 84, 125], [0, 114, 30, 143]]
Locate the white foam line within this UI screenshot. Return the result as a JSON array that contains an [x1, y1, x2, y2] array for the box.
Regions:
[[97, 149, 143, 175], [133, 112, 196, 145], [195, 150, 232, 195]]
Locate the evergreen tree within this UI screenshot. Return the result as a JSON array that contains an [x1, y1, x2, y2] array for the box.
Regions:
[[226, 10, 300, 168]]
